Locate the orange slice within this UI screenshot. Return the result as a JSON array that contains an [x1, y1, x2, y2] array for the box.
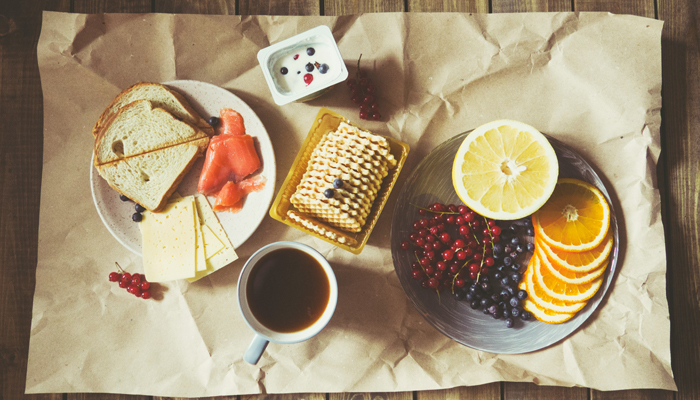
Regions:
[[522, 298, 574, 324], [534, 249, 603, 302], [451, 120, 558, 220], [533, 178, 610, 252], [524, 255, 587, 314], [535, 244, 607, 285], [538, 231, 613, 273]]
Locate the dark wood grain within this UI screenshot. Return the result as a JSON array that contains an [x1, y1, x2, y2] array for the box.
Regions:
[[0, 1, 70, 400], [504, 382, 589, 400], [324, 0, 405, 15], [154, 0, 235, 15], [73, 0, 151, 14], [239, 0, 320, 16], [406, 0, 489, 12], [574, 0, 656, 16], [658, 0, 700, 397], [330, 392, 412, 400], [492, 0, 572, 12], [68, 394, 151, 400]]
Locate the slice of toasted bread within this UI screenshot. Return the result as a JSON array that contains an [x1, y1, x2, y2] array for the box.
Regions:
[[94, 99, 209, 166], [97, 140, 208, 212], [92, 82, 214, 138]]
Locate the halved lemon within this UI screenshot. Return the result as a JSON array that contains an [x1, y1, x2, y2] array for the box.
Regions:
[[452, 120, 559, 220], [533, 178, 610, 252]]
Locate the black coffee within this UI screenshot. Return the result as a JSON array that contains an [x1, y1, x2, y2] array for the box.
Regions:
[[247, 248, 330, 333]]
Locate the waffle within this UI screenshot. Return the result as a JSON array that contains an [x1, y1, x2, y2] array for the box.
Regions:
[[290, 122, 395, 233]]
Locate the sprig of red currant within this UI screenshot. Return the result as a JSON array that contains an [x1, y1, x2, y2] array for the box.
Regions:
[[346, 54, 381, 121], [109, 262, 153, 299]]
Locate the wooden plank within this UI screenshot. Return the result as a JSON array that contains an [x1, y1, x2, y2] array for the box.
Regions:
[[406, 0, 489, 13], [242, 394, 323, 400], [503, 382, 588, 400], [331, 392, 412, 400], [69, 394, 152, 400], [324, 0, 405, 15], [573, 0, 655, 17], [157, 396, 236, 400], [154, 0, 235, 14], [591, 390, 675, 400], [417, 385, 500, 400], [491, 0, 571, 12], [239, 0, 320, 16], [0, 1, 70, 399], [657, 0, 700, 397], [72, 0, 152, 13]]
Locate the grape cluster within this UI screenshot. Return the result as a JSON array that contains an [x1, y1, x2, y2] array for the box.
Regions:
[[108, 262, 153, 299], [346, 55, 381, 121], [400, 202, 534, 328]]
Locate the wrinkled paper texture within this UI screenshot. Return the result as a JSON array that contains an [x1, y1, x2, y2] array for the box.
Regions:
[[27, 11, 674, 396]]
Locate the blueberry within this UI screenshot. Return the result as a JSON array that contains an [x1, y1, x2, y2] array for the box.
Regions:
[[505, 318, 514, 328], [510, 251, 519, 259], [454, 290, 465, 300], [517, 290, 528, 300], [481, 298, 492, 307], [494, 272, 503, 280], [503, 256, 513, 266], [497, 265, 506, 272], [493, 243, 503, 254], [510, 263, 521, 272], [480, 276, 490, 284], [323, 189, 334, 198], [470, 300, 480, 309], [465, 293, 474, 301], [488, 305, 498, 315], [280, 67, 288, 75], [527, 242, 535, 252], [499, 290, 510, 301], [500, 277, 510, 286], [511, 307, 521, 318], [492, 311, 501, 319], [333, 178, 343, 189], [135, 204, 146, 213], [306, 47, 315, 56], [510, 273, 522, 284], [305, 62, 314, 72], [509, 224, 518, 233], [516, 244, 524, 253], [509, 296, 520, 308], [132, 212, 143, 222], [520, 310, 532, 321], [491, 294, 500, 303], [119, 194, 131, 202], [511, 236, 520, 245], [483, 308, 491, 314], [318, 63, 329, 74], [526, 227, 534, 236], [504, 245, 513, 253], [503, 309, 511, 318], [481, 282, 491, 292], [506, 286, 516, 295]]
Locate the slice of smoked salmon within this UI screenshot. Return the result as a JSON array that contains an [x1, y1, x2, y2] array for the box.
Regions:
[[213, 175, 267, 212], [197, 133, 262, 195], [220, 108, 246, 136]]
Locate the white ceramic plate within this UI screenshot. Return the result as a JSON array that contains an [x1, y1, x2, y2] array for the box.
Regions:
[[90, 80, 276, 255]]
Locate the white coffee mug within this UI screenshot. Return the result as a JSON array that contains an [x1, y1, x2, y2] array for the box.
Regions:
[[237, 241, 338, 365]]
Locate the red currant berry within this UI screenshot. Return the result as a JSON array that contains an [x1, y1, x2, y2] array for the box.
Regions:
[[429, 226, 439, 235], [424, 266, 435, 275], [481, 267, 490, 275], [366, 85, 376, 93], [442, 249, 454, 260], [437, 261, 447, 271], [456, 250, 467, 260], [459, 225, 470, 235], [491, 226, 502, 236], [415, 238, 425, 246], [433, 271, 443, 280], [469, 271, 478, 280], [364, 95, 375, 104], [423, 243, 433, 251], [432, 241, 443, 250], [425, 250, 436, 259], [118, 280, 129, 289], [371, 112, 381, 121], [412, 270, 424, 280], [419, 218, 429, 227], [488, 219, 496, 227], [132, 286, 142, 297], [428, 278, 440, 289], [455, 278, 466, 288], [425, 234, 436, 243], [412, 221, 421, 230], [446, 215, 455, 224], [400, 240, 410, 250], [449, 263, 460, 274], [303, 73, 313, 85], [464, 248, 474, 257], [141, 290, 152, 299], [421, 279, 430, 289], [418, 208, 426, 215], [458, 205, 469, 214], [448, 204, 458, 212], [440, 232, 451, 243], [469, 263, 480, 273], [473, 253, 483, 262], [453, 239, 466, 249], [121, 272, 132, 282], [492, 236, 500, 243], [420, 257, 431, 267], [463, 213, 474, 222], [109, 272, 121, 282], [472, 220, 481, 228], [436, 223, 446, 232], [484, 257, 495, 266], [412, 261, 421, 270], [131, 274, 142, 285]]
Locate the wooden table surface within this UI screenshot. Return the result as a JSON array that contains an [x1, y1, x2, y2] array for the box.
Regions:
[[1, 0, 697, 399]]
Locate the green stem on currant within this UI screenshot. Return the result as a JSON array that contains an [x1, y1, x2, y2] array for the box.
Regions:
[[409, 203, 460, 215]]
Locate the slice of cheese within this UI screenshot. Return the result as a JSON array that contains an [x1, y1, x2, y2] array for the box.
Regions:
[[201, 224, 225, 260], [141, 196, 197, 282], [193, 205, 207, 272], [188, 195, 238, 282]]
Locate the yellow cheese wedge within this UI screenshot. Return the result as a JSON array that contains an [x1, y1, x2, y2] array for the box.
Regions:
[[140, 196, 197, 282], [201, 224, 225, 260], [188, 195, 238, 283], [193, 205, 207, 272]]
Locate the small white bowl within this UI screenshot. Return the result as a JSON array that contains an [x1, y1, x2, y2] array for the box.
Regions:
[[257, 25, 348, 105]]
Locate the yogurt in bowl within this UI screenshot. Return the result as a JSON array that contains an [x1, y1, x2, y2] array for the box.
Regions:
[[257, 25, 348, 105]]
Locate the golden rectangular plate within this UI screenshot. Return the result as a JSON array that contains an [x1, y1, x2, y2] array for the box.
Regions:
[[269, 108, 410, 254]]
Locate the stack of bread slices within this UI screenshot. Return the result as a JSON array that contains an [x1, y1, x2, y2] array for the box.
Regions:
[[93, 83, 213, 212]]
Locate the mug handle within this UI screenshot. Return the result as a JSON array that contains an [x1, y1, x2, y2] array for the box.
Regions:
[[244, 334, 269, 365]]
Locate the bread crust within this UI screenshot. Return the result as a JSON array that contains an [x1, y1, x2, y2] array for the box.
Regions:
[[92, 82, 214, 138]]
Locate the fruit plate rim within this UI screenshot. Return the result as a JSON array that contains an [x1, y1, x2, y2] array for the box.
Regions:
[[390, 130, 619, 354]]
